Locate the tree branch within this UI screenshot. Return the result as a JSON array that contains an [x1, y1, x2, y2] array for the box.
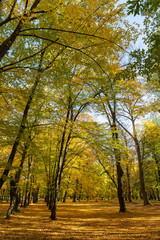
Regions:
[[18, 33, 110, 77], [0, 41, 57, 73], [20, 27, 129, 54]]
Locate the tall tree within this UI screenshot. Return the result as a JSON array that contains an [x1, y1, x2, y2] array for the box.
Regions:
[[116, 78, 151, 205], [0, 49, 45, 189]]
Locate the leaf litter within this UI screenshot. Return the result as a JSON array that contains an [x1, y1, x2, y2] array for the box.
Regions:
[[0, 201, 160, 240]]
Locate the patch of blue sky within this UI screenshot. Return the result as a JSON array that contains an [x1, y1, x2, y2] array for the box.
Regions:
[[118, 0, 147, 50]]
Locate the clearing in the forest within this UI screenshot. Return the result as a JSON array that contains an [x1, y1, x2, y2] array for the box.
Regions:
[[0, 200, 160, 240]]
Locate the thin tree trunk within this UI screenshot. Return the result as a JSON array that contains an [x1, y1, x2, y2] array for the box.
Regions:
[[116, 157, 126, 212], [156, 188, 160, 201], [50, 100, 71, 220], [134, 138, 149, 205], [126, 165, 132, 202], [116, 116, 149, 206], [14, 189, 20, 212], [63, 191, 67, 203], [103, 98, 126, 212], [73, 179, 79, 203], [24, 156, 32, 207], [6, 177, 17, 219], [32, 186, 39, 203], [112, 117, 126, 212], [6, 140, 30, 218], [50, 180, 59, 220], [0, 53, 44, 190], [50, 91, 91, 220]]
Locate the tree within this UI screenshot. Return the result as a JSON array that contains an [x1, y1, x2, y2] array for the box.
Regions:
[[48, 68, 100, 220], [1, 0, 142, 221], [0, 50, 45, 189], [116, 78, 151, 205], [91, 74, 127, 212], [0, 0, 43, 62], [127, 0, 160, 81], [142, 120, 160, 200]]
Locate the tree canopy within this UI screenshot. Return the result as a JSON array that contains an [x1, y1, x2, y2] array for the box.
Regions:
[[0, 0, 160, 220]]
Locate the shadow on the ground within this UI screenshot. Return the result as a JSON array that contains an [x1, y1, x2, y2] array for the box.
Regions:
[[0, 201, 160, 240]]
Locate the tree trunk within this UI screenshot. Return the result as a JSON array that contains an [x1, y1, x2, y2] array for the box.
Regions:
[[49, 188, 53, 210], [6, 177, 17, 219], [0, 22, 23, 62], [14, 189, 21, 212], [50, 91, 88, 219], [116, 160, 126, 212], [112, 117, 126, 212], [73, 179, 79, 203], [126, 165, 132, 202], [50, 101, 71, 220], [32, 187, 39, 203], [154, 156, 160, 182], [24, 156, 32, 207], [0, 74, 40, 189], [135, 138, 149, 205], [45, 186, 50, 206], [6, 141, 29, 218], [156, 188, 160, 201], [63, 191, 67, 203], [50, 180, 59, 220]]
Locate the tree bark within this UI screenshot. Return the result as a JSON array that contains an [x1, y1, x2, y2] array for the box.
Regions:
[[50, 181, 59, 220], [126, 165, 132, 202], [116, 155, 126, 212]]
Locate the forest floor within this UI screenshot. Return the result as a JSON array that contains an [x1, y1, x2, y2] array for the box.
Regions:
[[0, 200, 160, 240]]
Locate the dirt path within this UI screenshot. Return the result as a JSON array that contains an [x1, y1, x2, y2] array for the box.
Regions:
[[0, 201, 160, 239]]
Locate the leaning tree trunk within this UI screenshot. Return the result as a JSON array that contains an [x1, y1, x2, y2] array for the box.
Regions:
[[0, 73, 41, 190]]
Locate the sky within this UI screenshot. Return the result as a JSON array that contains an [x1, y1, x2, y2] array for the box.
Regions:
[[119, 0, 146, 50]]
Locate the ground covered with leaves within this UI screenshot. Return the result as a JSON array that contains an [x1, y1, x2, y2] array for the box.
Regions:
[[0, 200, 160, 240]]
